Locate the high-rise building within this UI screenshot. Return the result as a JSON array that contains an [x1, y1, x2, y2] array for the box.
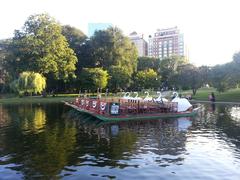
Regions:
[[129, 32, 148, 57], [88, 23, 112, 37], [148, 27, 184, 59]]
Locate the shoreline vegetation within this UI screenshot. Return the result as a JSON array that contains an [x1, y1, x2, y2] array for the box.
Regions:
[[0, 88, 240, 104]]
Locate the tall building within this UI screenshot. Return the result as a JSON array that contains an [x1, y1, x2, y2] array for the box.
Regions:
[[148, 27, 184, 59], [88, 23, 112, 37], [129, 32, 148, 57]]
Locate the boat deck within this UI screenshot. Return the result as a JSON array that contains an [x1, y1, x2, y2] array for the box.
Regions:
[[64, 97, 199, 122]]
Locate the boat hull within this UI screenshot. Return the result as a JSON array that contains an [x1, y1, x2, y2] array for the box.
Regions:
[[64, 102, 199, 122]]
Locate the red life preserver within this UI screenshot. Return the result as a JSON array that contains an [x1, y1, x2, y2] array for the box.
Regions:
[[86, 100, 89, 107], [81, 99, 85, 105], [100, 102, 106, 111], [92, 101, 97, 108]]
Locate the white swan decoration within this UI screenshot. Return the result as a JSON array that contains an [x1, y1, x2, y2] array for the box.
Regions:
[[143, 91, 153, 102], [121, 92, 131, 99], [154, 91, 168, 103], [131, 92, 142, 101], [171, 92, 192, 112]]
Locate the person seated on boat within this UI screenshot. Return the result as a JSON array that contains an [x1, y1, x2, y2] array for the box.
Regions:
[[186, 94, 192, 100]]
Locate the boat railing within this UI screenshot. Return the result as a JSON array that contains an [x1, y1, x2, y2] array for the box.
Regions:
[[73, 97, 178, 116]]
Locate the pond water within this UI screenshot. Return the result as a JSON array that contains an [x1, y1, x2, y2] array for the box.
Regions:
[[0, 103, 240, 179]]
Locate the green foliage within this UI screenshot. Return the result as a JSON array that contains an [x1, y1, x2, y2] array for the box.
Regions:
[[233, 52, 240, 64], [62, 25, 88, 78], [0, 39, 13, 86], [5, 13, 77, 81], [135, 69, 160, 89], [108, 66, 132, 91], [11, 71, 46, 95], [210, 65, 229, 92], [79, 68, 109, 91], [62, 25, 87, 51], [175, 64, 202, 95], [137, 57, 160, 72], [75, 39, 97, 72], [91, 27, 138, 75], [208, 51, 240, 92], [159, 55, 187, 87]]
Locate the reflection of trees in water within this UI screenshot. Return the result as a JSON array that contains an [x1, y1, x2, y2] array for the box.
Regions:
[[0, 105, 10, 128], [20, 106, 46, 133], [3, 104, 47, 134], [66, 110, 190, 168], [0, 104, 77, 179], [0, 105, 11, 151], [193, 104, 240, 153]]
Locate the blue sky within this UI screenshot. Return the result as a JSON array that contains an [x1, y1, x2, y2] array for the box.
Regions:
[[1, 0, 240, 66]]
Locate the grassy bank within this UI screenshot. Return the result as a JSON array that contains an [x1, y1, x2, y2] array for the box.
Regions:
[[182, 88, 240, 102], [0, 95, 78, 104], [1, 88, 240, 104]]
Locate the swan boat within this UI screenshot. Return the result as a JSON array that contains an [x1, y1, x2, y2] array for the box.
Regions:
[[64, 92, 200, 122]]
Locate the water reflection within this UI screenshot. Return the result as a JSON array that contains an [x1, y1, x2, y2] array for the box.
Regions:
[[65, 111, 192, 169], [0, 103, 240, 179], [0, 104, 77, 179]]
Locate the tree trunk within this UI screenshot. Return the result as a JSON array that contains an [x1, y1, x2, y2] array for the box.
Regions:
[[192, 88, 197, 95]]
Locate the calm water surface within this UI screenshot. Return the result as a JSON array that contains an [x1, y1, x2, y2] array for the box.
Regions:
[[0, 103, 240, 179]]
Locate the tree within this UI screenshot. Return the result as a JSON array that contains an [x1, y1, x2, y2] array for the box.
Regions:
[[210, 65, 229, 92], [198, 65, 211, 86], [134, 69, 160, 89], [229, 52, 240, 86], [0, 39, 10, 92], [62, 25, 87, 51], [176, 64, 202, 95], [233, 51, 240, 64], [10, 72, 46, 95], [75, 39, 97, 72], [108, 66, 132, 91], [5, 13, 77, 81], [62, 25, 89, 77], [137, 57, 160, 72], [79, 68, 108, 91], [91, 27, 138, 75], [159, 55, 186, 88]]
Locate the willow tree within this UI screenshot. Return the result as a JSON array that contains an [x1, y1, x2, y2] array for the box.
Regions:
[[11, 72, 46, 95]]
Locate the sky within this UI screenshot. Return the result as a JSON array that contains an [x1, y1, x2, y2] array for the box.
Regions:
[[0, 0, 240, 66]]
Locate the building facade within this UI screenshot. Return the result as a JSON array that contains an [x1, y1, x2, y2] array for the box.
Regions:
[[129, 32, 148, 57], [148, 27, 184, 59]]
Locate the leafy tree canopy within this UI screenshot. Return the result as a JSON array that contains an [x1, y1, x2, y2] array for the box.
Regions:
[[134, 69, 160, 89], [159, 55, 187, 87], [62, 25, 87, 51], [175, 64, 202, 95], [91, 27, 138, 75], [10, 71, 46, 95], [79, 68, 109, 91], [137, 57, 160, 72], [6, 13, 77, 81], [108, 66, 132, 91]]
